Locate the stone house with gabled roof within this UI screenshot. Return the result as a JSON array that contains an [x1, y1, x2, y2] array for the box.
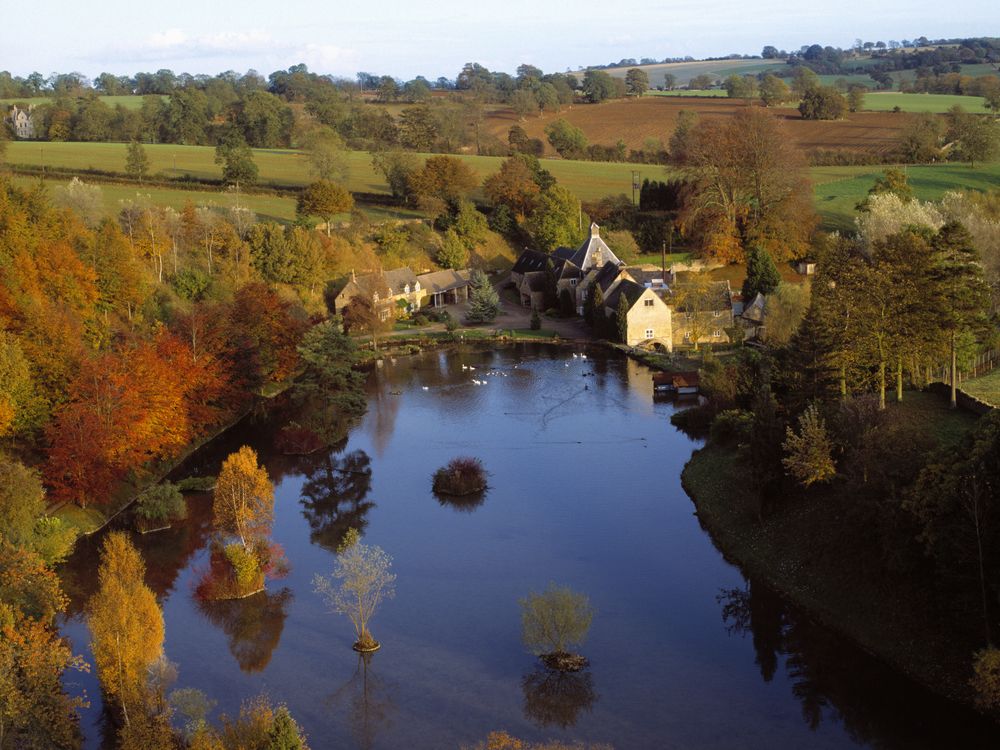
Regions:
[[554, 222, 622, 271], [663, 279, 734, 348], [510, 223, 625, 311], [5, 105, 36, 139], [600, 279, 674, 350], [334, 268, 424, 318]]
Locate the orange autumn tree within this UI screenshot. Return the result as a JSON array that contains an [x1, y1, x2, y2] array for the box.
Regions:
[[678, 108, 816, 264], [87, 532, 164, 726], [45, 333, 200, 507], [224, 282, 306, 395]]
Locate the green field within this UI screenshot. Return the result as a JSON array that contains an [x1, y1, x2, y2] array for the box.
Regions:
[[812, 162, 1000, 231], [6, 141, 998, 232], [0, 95, 158, 110], [597, 59, 786, 88], [963, 369, 1000, 406], [863, 92, 990, 114], [4, 141, 654, 202]]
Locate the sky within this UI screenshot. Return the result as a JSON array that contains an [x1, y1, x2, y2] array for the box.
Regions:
[[2, 0, 996, 81]]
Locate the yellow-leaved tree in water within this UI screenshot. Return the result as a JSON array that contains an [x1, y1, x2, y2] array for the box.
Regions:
[[201, 445, 281, 599], [88, 532, 165, 727]]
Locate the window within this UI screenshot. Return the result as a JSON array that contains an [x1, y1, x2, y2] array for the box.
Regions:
[[683, 332, 692, 341], [645, 328, 654, 339], [713, 310, 721, 317], [570, 279, 578, 286], [404, 284, 410, 294], [644, 299, 654, 307], [713, 329, 721, 337]]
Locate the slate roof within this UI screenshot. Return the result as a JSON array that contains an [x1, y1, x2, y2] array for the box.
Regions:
[[741, 292, 767, 323], [592, 261, 628, 294], [603, 279, 647, 312], [511, 250, 549, 275], [417, 269, 471, 294], [560, 223, 621, 271], [383, 268, 419, 295]]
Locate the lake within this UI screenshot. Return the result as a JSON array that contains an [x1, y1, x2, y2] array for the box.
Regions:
[[58, 344, 1000, 749]]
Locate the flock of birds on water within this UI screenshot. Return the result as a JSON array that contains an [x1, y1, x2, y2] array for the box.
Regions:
[[407, 354, 592, 392]]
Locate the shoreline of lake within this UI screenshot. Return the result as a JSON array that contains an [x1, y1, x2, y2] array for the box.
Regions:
[[680, 441, 997, 722]]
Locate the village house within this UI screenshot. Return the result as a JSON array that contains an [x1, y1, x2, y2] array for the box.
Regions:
[[416, 268, 472, 307], [5, 105, 35, 139], [509, 223, 735, 352], [664, 279, 735, 349], [333, 266, 473, 317], [600, 279, 674, 350], [333, 268, 424, 319], [510, 224, 624, 311]]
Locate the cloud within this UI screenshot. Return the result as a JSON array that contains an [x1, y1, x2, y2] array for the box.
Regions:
[[294, 43, 359, 74], [106, 28, 277, 64]]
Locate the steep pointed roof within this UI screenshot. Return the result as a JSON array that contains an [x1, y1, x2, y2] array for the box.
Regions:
[[603, 279, 647, 313], [556, 223, 621, 272]]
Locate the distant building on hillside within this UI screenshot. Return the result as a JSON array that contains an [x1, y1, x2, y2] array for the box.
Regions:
[[5, 105, 36, 139]]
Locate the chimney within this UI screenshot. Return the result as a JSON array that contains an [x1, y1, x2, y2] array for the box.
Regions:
[[590, 222, 600, 238]]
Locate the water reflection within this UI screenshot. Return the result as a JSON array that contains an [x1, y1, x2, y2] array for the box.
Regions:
[[299, 445, 374, 553], [195, 588, 293, 673], [521, 666, 598, 730], [59, 493, 215, 618], [717, 580, 1000, 748], [433, 488, 487, 513], [328, 651, 394, 750]]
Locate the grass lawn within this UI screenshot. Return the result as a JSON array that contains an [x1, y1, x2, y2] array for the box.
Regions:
[[632, 251, 693, 266], [863, 92, 991, 114], [0, 95, 159, 110], [5, 141, 650, 203], [8, 173, 426, 224], [7, 143, 999, 234], [810, 161, 1000, 232], [962, 369, 1000, 407]]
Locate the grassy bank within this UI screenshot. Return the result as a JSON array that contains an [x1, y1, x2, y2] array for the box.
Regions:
[[963, 370, 1000, 407], [681, 391, 983, 707]]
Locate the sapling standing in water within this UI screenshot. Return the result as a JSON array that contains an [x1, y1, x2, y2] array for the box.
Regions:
[[314, 528, 396, 651]]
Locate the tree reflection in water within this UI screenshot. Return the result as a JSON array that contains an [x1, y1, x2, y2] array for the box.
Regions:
[[521, 666, 598, 729], [717, 580, 1000, 748], [196, 588, 293, 673], [327, 651, 394, 750], [299, 444, 374, 553], [434, 489, 487, 513]]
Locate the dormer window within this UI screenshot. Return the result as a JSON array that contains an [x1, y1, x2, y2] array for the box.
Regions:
[[404, 284, 410, 294], [415, 281, 421, 291]]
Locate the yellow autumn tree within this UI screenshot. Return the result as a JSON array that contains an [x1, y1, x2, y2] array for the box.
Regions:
[[203, 446, 278, 599], [88, 531, 164, 725], [213, 446, 274, 550]]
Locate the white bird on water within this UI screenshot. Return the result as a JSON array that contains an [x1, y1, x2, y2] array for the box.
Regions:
[[422, 386, 429, 391], [581, 354, 588, 360]]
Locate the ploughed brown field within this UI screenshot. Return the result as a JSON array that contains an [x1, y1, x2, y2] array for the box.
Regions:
[[482, 96, 915, 159]]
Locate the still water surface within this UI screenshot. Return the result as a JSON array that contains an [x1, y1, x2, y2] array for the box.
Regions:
[[59, 345, 1000, 749]]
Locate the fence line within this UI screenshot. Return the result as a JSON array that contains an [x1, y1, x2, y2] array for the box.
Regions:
[[929, 348, 999, 386]]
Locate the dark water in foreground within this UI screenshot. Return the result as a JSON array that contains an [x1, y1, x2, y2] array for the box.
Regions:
[[59, 344, 1000, 749]]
